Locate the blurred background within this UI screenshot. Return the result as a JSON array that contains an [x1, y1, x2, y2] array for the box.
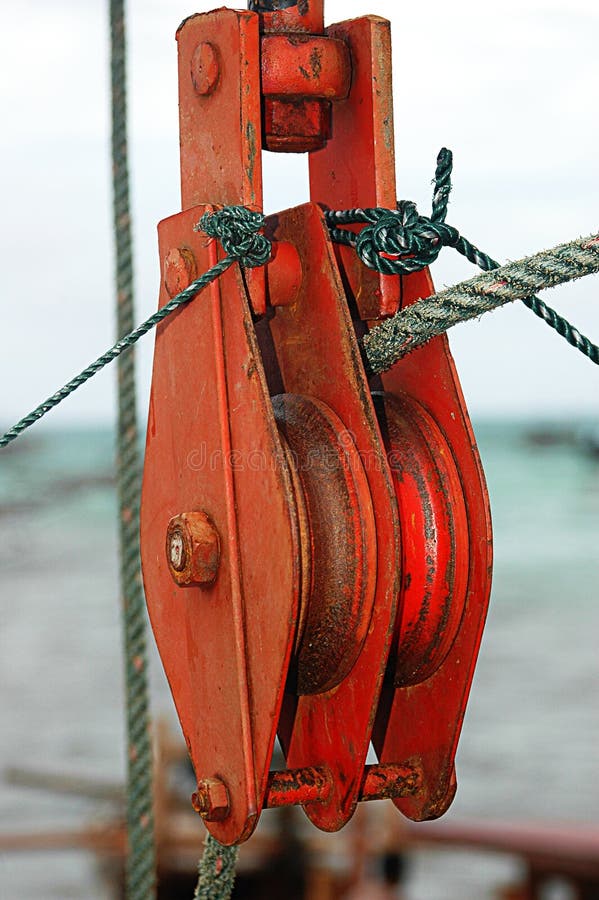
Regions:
[[0, 0, 598, 897]]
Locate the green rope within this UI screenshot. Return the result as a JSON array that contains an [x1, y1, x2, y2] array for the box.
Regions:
[[0, 209, 269, 450], [325, 148, 599, 365], [0, 202, 268, 900], [0, 189, 595, 900], [363, 234, 599, 373], [197, 206, 271, 267], [248, 0, 299, 11], [110, 1, 156, 897], [195, 834, 239, 900], [0, 257, 231, 449], [0, 200, 596, 451]]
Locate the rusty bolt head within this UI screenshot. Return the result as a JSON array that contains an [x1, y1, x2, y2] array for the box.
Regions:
[[166, 512, 220, 587], [191, 42, 220, 96], [191, 778, 230, 822], [164, 247, 197, 299]]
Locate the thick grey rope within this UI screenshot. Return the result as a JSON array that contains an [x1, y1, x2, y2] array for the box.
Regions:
[[363, 234, 599, 373], [0, 214, 594, 449], [326, 148, 599, 365], [110, 2, 156, 897], [0, 201, 595, 900]]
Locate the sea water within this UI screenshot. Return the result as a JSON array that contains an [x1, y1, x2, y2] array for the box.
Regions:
[[0, 420, 597, 899]]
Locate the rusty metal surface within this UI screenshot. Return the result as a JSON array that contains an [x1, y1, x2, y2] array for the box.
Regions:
[[261, 32, 350, 151], [265, 762, 422, 808], [140, 204, 299, 846], [359, 763, 422, 802], [266, 766, 332, 808], [261, 34, 350, 98], [264, 96, 330, 152], [261, 202, 400, 832], [273, 393, 376, 695], [165, 511, 221, 587], [176, 9, 265, 314], [192, 778, 231, 823], [309, 16, 401, 318]]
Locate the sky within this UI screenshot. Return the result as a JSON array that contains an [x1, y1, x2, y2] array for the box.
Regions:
[[0, 0, 597, 429]]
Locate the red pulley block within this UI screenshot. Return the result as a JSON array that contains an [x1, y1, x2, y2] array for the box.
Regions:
[[140, 0, 493, 845]]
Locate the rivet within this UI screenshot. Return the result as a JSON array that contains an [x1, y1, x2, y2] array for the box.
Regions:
[[191, 42, 220, 96], [164, 247, 197, 299]]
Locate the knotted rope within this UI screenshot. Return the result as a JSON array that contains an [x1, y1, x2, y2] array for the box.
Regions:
[[196, 206, 272, 267], [326, 149, 598, 364], [2, 201, 597, 452]]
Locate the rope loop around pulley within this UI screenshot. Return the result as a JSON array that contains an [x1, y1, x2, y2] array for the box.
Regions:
[[196, 207, 272, 268]]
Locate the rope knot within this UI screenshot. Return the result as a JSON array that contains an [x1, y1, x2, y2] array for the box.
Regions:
[[324, 148, 461, 276], [354, 202, 460, 275], [196, 206, 272, 268]]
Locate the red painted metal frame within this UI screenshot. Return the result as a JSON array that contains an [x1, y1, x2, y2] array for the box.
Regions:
[[141, 0, 493, 843], [262, 202, 400, 831], [176, 9, 265, 314], [309, 16, 401, 318], [309, 10, 493, 822], [141, 205, 300, 845], [374, 284, 493, 821]]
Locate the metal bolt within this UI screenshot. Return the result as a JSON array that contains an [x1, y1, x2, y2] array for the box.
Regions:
[[191, 42, 220, 96], [191, 778, 230, 822], [166, 512, 220, 587], [266, 240, 303, 307], [168, 530, 186, 572], [164, 247, 197, 299]]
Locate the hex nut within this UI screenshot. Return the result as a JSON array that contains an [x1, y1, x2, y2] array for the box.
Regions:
[[191, 778, 230, 822], [166, 512, 220, 587]]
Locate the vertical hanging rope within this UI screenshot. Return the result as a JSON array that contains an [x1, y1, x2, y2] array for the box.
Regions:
[[195, 834, 239, 899], [110, 1, 157, 898]]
